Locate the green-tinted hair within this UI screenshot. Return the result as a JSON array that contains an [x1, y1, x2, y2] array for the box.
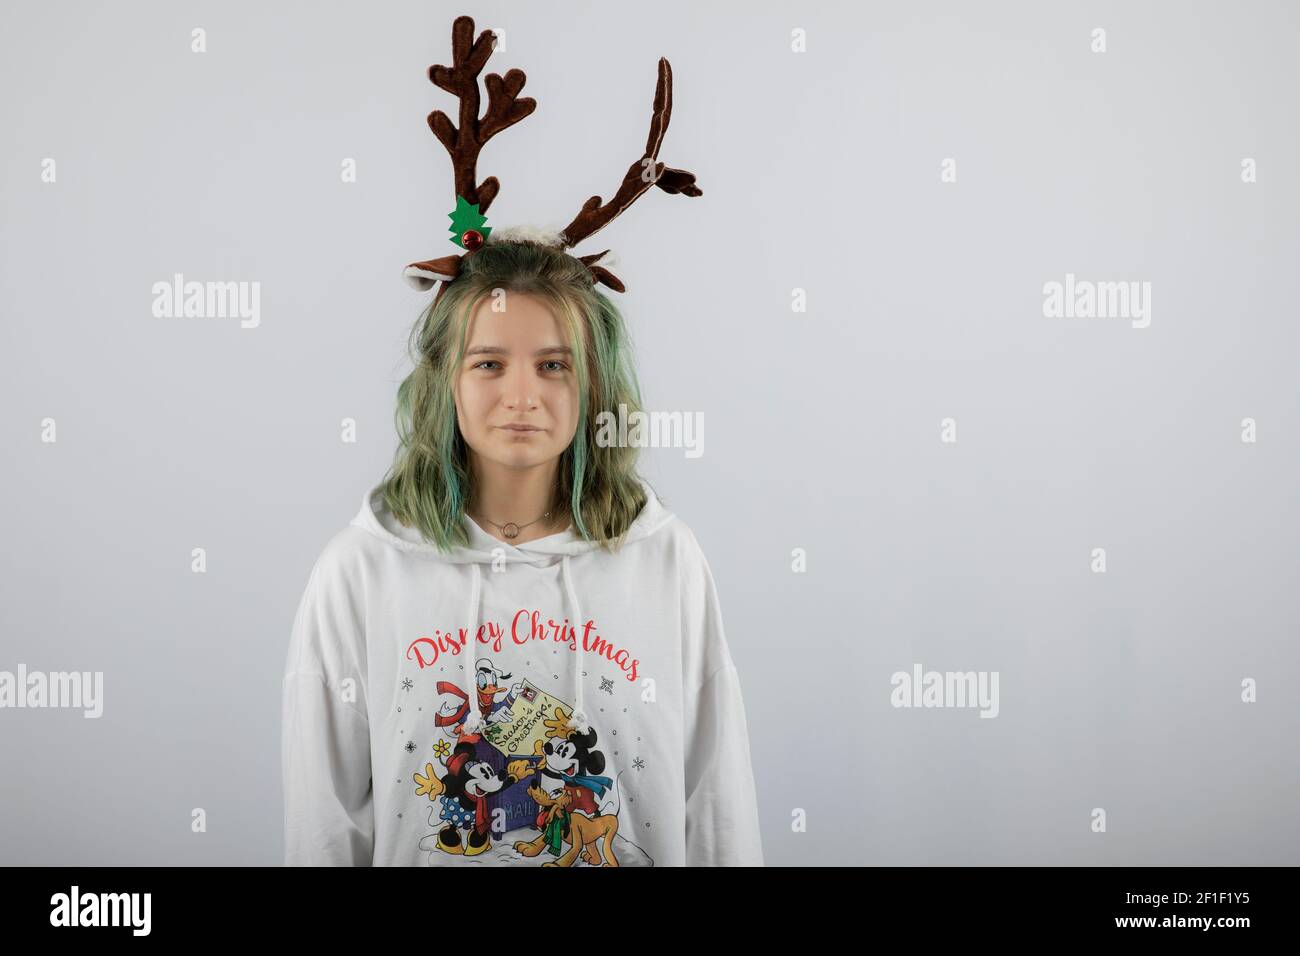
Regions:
[[379, 240, 648, 554]]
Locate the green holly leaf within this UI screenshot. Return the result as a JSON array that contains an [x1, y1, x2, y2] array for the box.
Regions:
[[448, 195, 492, 247]]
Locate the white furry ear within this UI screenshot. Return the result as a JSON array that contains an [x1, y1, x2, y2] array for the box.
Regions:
[[402, 264, 451, 291], [487, 224, 565, 246]]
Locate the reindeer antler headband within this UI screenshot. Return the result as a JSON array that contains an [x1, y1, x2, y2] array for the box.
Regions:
[[402, 15, 702, 300]]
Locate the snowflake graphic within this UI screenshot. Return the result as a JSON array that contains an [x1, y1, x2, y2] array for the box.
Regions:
[[633, 757, 645, 771], [402, 678, 414, 692], [599, 677, 614, 694], [404, 740, 416, 753]]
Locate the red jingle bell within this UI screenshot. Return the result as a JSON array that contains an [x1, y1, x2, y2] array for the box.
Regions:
[[461, 229, 484, 251]]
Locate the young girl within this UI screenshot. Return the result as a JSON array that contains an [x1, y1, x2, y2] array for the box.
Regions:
[[281, 14, 760, 867], [281, 239, 763, 866]]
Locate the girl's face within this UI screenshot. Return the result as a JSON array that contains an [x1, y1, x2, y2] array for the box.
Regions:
[[453, 292, 580, 473]]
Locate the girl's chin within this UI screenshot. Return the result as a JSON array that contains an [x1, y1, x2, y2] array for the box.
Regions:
[[483, 446, 559, 467]]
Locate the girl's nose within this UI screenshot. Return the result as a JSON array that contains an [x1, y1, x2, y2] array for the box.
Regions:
[[505, 380, 538, 408]]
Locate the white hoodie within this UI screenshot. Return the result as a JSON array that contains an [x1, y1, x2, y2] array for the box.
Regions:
[[281, 477, 764, 866]]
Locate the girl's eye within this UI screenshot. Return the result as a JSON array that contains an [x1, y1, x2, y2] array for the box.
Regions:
[[473, 359, 567, 372]]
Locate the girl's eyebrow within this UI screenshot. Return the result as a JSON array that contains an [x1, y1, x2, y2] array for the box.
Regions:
[[464, 346, 573, 357]]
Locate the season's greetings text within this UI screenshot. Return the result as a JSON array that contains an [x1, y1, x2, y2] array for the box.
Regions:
[[405, 608, 640, 682]]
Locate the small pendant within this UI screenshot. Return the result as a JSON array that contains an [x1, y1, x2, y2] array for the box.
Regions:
[[502, 522, 519, 539]]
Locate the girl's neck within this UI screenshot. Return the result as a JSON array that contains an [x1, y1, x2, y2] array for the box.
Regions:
[[467, 456, 567, 545]]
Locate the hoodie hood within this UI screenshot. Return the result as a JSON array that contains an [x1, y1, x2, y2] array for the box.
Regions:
[[349, 477, 676, 737]]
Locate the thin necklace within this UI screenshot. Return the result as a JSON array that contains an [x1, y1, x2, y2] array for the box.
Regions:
[[471, 508, 553, 540]]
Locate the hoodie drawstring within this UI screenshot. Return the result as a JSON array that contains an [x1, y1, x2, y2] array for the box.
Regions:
[[460, 563, 485, 734], [560, 554, 589, 734], [459, 556, 589, 737]]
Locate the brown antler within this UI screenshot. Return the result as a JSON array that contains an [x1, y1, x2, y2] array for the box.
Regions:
[[427, 15, 535, 215], [559, 57, 702, 250]]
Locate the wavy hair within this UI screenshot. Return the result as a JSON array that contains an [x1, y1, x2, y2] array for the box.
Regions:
[[379, 240, 649, 554]]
